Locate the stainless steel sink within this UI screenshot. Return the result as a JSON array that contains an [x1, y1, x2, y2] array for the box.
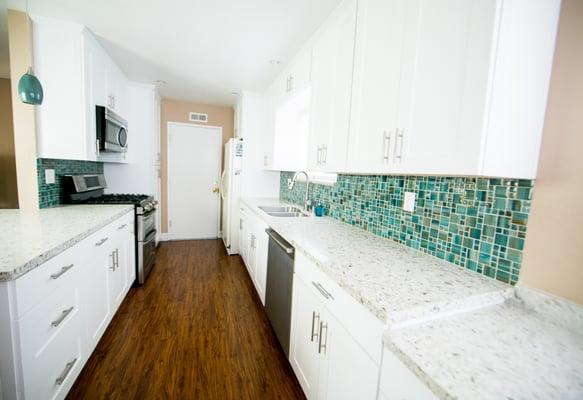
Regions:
[[266, 211, 310, 218], [258, 205, 310, 217], [259, 205, 303, 213]]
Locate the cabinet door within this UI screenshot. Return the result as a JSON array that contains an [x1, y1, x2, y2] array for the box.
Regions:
[[290, 276, 322, 399], [238, 206, 248, 266], [83, 31, 109, 160], [346, 0, 406, 174], [85, 236, 112, 352], [247, 231, 257, 282], [108, 220, 130, 312], [318, 311, 379, 400], [253, 227, 269, 304], [308, 0, 357, 172], [395, 0, 497, 175]]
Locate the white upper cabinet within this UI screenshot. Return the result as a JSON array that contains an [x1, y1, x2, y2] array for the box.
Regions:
[[33, 15, 130, 162], [33, 16, 87, 161], [275, 47, 312, 103], [346, 0, 407, 174], [308, 0, 357, 173], [347, 0, 560, 179]]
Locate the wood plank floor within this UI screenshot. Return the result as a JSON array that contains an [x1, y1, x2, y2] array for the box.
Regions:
[[68, 239, 305, 399]]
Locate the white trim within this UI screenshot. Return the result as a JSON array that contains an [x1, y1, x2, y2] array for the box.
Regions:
[[288, 171, 338, 186], [166, 121, 223, 241]]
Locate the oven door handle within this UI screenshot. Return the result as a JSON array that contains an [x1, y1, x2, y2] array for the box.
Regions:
[[143, 230, 157, 243]]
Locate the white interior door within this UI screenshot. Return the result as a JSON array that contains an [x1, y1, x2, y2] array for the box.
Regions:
[[168, 123, 222, 240]]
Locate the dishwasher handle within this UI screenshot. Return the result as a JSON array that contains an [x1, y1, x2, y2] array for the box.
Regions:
[[265, 228, 294, 255]]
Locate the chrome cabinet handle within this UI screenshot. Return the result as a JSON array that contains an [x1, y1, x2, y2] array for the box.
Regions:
[[115, 248, 119, 270], [110, 251, 116, 271], [117, 223, 127, 230], [318, 321, 328, 354], [239, 219, 243, 230], [289, 75, 294, 92], [382, 130, 391, 163], [394, 128, 404, 163], [55, 358, 77, 385], [322, 145, 327, 165], [50, 264, 74, 280], [95, 237, 109, 246], [316, 145, 321, 165], [95, 139, 100, 156], [51, 306, 74, 327], [311, 281, 334, 300], [311, 311, 320, 342]]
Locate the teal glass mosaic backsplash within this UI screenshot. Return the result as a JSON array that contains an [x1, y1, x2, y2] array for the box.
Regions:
[[37, 158, 103, 208], [280, 172, 533, 285]]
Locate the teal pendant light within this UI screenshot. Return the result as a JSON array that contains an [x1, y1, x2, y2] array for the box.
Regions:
[[18, 0, 43, 106], [18, 67, 44, 105]]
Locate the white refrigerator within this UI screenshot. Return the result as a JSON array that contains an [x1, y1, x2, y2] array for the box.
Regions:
[[221, 138, 243, 255]]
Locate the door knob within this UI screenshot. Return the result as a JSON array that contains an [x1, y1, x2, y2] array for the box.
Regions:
[[211, 187, 219, 193]]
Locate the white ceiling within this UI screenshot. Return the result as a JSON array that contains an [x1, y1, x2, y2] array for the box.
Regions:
[[6, 0, 341, 105]]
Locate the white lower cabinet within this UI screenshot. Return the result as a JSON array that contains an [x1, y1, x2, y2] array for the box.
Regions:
[[378, 348, 437, 400], [290, 252, 383, 400], [0, 210, 136, 400], [239, 203, 269, 304]]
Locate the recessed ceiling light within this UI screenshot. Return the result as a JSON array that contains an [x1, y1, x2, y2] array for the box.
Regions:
[[268, 59, 281, 65]]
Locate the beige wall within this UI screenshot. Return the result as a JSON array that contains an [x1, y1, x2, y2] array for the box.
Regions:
[[519, 0, 583, 304], [0, 78, 18, 208], [7, 10, 39, 210], [160, 99, 234, 233]]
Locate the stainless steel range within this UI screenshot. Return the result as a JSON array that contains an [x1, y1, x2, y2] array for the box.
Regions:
[[63, 174, 157, 285]]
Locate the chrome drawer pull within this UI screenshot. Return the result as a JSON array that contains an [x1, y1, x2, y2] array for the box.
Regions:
[[311, 281, 334, 300], [51, 307, 74, 327], [311, 311, 320, 342], [117, 223, 127, 230], [95, 237, 109, 246], [50, 264, 74, 280], [318, 321, 328, 354], [55, 358, 77, 385]]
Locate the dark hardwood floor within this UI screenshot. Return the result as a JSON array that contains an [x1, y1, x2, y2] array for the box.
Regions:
[[68, 239, 305, 399]]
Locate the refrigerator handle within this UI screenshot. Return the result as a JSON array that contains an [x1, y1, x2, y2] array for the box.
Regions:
[[220, 169, 227, 201]]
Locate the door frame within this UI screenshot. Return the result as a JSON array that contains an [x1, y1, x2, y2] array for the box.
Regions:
[[167, 121, 223, 240]]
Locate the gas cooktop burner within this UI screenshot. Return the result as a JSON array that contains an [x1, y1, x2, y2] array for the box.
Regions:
[[81, 193, 151, 204]]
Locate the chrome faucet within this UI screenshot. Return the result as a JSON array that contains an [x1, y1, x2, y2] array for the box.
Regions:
[[288, 171, 311, 212]]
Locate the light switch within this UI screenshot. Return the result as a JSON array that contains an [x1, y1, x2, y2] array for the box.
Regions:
[[403, 192, 416, 212], [45, 169, 55, 184]]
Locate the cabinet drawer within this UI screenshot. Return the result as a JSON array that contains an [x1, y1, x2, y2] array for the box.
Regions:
[[294, 251, 384, 364], [19, 284, 81, 360], [20, 291, 84, 400], [14, 243, 84, 319]]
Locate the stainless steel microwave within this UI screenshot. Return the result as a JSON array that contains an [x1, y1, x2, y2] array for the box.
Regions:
[[96, 105, 128, 153]]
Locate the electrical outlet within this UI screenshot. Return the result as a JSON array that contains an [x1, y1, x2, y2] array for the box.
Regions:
[[403, 192, 416, 212], [45, 169, 55, 184]]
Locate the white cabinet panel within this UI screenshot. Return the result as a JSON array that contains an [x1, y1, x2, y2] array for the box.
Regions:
[[346, 0, 559, 178], [395, 0, 497, 176], [347, 0, 404, 173], [84, 229, 113, 352], [318, 311, 379, 400], [32, 16, 87, 161], [290, 275, 322, 399], [308, 0, 357, 172], [291, 254, 383, 400], [379, 348, 437, 399]]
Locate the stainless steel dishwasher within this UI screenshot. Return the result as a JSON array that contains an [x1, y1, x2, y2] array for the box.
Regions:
[[264, 228, 295, 357]]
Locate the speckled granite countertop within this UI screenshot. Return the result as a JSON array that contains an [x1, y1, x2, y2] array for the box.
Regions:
[[241, 198, 512, 326], [383, 284, 583, 400], [0, 205, 134, 282]]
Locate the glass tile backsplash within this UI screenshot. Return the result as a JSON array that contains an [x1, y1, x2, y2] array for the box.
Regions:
[[280, 172, 534, 285], [37, 158, 103, 208]]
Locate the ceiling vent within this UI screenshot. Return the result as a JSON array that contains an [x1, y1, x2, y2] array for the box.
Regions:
[[189, 112, 208, 123]]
